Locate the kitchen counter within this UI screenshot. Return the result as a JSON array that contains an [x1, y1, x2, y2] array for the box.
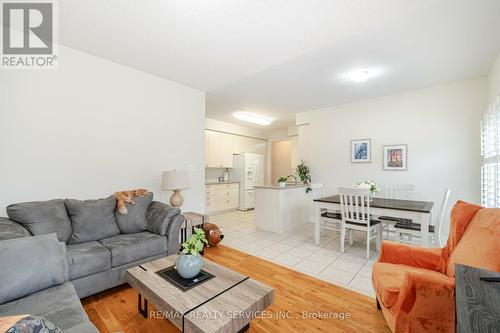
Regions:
[[254, 185, 309, 233], [205, 181, 240, 185], [254, 184, 306, 190]]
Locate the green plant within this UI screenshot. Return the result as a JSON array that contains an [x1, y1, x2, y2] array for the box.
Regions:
[[278, 176, 287, 183], [296, 160, 312, 193], [181, 227, 208, 255]]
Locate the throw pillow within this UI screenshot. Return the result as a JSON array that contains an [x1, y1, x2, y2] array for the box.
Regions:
[[6, 199, 72, 242], [65, 196, 120, 244], [115, 192, 153, 233], [1, 315, 61, 333]]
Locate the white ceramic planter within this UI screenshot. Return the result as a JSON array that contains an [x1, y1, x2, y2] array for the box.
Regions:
[[176, 253, 203, 279]]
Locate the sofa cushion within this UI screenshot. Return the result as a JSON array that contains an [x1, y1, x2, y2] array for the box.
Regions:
[[446, 207, 500, 277], [65, 196, 120, 244], [99, 231, 168, 267], [372, 262, 446, 309], [6, 199, 72, 242], [0, 282, 98, 333], [0, 217, 31, 241], [66, 241, 111, 280], [114, 192, 153, 234], [0, 234, 68, 305]]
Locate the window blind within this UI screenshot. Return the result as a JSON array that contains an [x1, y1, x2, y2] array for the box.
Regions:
[[481, 94, 500, 207]]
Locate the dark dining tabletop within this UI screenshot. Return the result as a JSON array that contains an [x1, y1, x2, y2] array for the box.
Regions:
[[313, 195, 434, 213]]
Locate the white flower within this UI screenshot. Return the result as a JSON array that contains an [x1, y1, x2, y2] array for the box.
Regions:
[[358, 180, 379, 193], [358, 182, 370, 189]]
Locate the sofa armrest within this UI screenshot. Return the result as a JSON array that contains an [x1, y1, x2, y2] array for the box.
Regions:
[[0, 217, 31, 241], [146, 201, 181, 236], [394, 270, 455, 332], [166, 214, 185, 255], [378, 241, 442, 271]]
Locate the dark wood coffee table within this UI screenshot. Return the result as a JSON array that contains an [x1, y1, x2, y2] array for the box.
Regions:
[[126, 255, 274, 333], [455, 264, 500, 333]]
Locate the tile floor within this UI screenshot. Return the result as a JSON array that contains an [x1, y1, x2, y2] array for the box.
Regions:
[[208, 210, 380, 297]]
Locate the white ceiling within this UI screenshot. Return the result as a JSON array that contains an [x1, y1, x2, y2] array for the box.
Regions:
[[59, 0, 500, 130]]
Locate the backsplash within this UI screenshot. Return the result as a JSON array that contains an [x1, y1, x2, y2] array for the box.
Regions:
[[205, 168, 228, 182]]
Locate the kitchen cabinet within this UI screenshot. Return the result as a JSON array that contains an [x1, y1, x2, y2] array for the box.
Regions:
[[205, 130, 268, 184], [205, 131, 234, 168], [205, 183, 239, 214]]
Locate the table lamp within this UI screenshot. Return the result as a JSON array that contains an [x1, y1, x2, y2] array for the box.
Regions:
[[162, 170, 190, 208]]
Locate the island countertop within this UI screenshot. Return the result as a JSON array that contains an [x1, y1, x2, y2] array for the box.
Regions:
[[254, 184, 307, 190]]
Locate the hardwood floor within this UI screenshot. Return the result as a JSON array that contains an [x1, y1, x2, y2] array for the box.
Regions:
[[82, 245, 390, 333]]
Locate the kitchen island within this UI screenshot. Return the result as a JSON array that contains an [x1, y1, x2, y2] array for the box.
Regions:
[[254, 185, 310, 233]]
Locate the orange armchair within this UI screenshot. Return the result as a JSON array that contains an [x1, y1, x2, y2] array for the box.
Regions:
[[372, 201, 500, 333]]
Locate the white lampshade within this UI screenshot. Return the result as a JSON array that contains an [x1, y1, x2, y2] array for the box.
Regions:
[[162, 170, 190, 190]]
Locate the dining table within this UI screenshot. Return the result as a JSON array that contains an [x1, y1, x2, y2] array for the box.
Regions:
[[313, 195, 434, 246]]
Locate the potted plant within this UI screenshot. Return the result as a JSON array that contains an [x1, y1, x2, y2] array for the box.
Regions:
[[176, 227, 208, 279], [296, 160, 312, 193], [278, 176, 287, 188]]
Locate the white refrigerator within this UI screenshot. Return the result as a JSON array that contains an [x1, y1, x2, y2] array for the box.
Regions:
[[229, 153, 264, 210]]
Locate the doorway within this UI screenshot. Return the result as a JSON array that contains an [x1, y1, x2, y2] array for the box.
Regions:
[[271, 140, 292, 185]]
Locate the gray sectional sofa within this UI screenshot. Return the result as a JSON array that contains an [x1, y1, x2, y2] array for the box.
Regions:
[[0, 234, 98, 332], [0, 193, 184, 332]]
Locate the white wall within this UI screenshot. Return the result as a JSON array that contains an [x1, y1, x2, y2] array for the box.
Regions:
[[0, 45, 206, 215], [489, 53, 500, 103], [297, 78, 487, 237], [267, 128, 289, 141], [205, 118, 268, 140]]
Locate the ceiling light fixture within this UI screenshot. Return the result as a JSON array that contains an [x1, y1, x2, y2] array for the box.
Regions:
[[343, 69, 380, 83], [233, 112, 272, 126]]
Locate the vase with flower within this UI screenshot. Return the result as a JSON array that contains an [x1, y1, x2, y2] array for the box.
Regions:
[[357, 180, 380, 202]]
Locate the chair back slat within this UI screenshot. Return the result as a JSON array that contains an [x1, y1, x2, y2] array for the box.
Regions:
[[355, 195, 360, 220], [339, 187, 371, 225], [381, 184, 415, 200], [310, 183, 325, 200], [435, 188, 452, 247]]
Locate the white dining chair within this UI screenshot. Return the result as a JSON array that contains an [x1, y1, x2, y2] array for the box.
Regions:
[[377, 184, 415, 239], [394, 188, 451, 247], [339, 187, 382, 259], [310, 183, 341, 234], [378, 184, 415, 200]]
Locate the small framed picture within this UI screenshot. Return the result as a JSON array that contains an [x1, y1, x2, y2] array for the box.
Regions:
[[351, 139, 371, 163], [383, 145, 407, 170]]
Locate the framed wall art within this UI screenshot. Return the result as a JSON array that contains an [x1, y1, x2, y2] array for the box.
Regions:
[[351, 139, 371, 163], [383, 144, 407, 170]]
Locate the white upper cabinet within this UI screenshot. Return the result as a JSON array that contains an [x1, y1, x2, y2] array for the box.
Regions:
[[205, 130, 268, 171], [206, 130, 234, 168]]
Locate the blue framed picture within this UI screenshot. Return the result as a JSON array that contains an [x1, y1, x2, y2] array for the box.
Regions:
[[351, 139, 371, 163]]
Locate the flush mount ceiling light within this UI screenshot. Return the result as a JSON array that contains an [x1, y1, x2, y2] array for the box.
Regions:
[[343, 69, 380, 83], [233, 112, 272, 126]]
